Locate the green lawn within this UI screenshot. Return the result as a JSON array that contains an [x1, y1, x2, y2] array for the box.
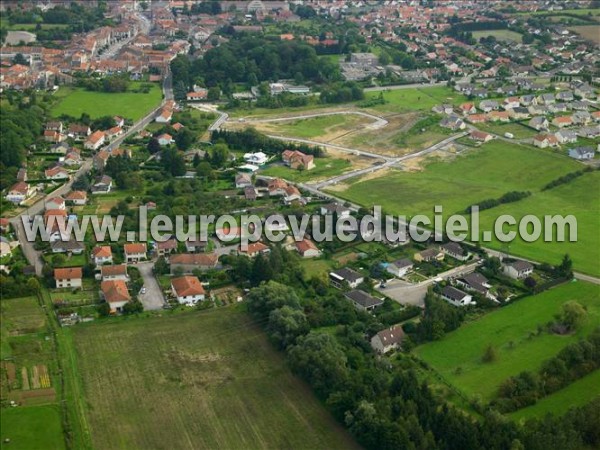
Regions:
[[472, 29, 523, 42], [478, 171, 600, 276], [510, 370, 600, 421], [476, 121, 538, 139], [50, 82, 162, 121], [72, 306, 359, 450], [299, 259, 335, 277], [330, 140, 600, 274], [0, 297, 45, 338], [0, 405, 66, 450], [414, 282, 600, 403], [261, 157, 351, 182], [266, 113, 367, 139], [366, 86, 470, 113]]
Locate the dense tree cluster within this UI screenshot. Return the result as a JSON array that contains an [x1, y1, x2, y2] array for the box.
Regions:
[[211, 128, 324, 157]]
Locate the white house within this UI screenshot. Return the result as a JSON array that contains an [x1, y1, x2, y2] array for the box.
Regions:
[[329, 267, 364, 289], [171, 276, 206, 305], [296, 238, 320, 258], [101, 280, 130, 313], [441, 242, 469, 261], [320, 202, 351, 217], [568, 146, 595, 160], [5, 182, 34, 204], [243, 152, 268, 165], [45, 196, 66, 211], [44, 166, 69, 180], [440, 285, 473, 307], [386, 258, 413, 278], [157, 133, 173, 146], [503, 260, 534, 279], [84, 131, 106, 151], [65, 190, 88, 206], [54, 267, 83, 289], [370, 324, 405, 354], [92, 246, 113, 266], [124, 243, 147, 263]]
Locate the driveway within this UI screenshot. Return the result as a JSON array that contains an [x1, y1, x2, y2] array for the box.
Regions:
[[136, 262, 165, 310]]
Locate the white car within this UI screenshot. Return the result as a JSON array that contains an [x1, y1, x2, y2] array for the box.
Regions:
[[140, 287, 146, 294]]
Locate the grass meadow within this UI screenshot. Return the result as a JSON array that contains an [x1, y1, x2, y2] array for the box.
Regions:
[[365, 86, 470, 113], [265, 113, 369, 140], [261, 157, 351, 182], [72, 306, 359, 450], [329, 140, 599, 275], [50, 82, 162, 121], [414, 282, 600, 403], [472, 29, 524, 42], [0, 405, 66, 450]]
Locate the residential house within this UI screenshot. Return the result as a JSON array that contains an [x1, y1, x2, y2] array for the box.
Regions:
[[470, 130, 493, 142], [295, 238, 320, 258], [414, 248, 444, 263], [54, 267, 83, 289], [441, 242, 469, 261], [329, 267, 364, 289], [65, 190, 87, 205], [124, 243, 147, 263], [456, 272, 495, 301], [519, 94, 537, 106], [45, 166, 69, 180], [440, 115, 465, 130], [320, 202, 351, 217], [370, 324, 405, 354], [45, 121, 63, 133], [101, 280, 130, 313], [156, 238, 178, 257], [503, 97, 520, 110], [386, 258, 413, 278], [44, 130, 64, 143], [244, 186, 258, 201], [479, 100, 499, 112], [50, 239, 84, 254], [16, 168, 27, 182], [93, 150, 110, 171], [537, 93, 555, 105], [488, 111, 511, 122], [503, 260, 534, 279], [467, 114, 488, 124], [171, 276, 206, 305], [235, 173, 253, 189], [282, 150, 315, 171], [156, 105, 173, 123], [556, 91, 574, 102], [84, 130, 106, 151], [458, 102, 476, 115], [91, 175, 112, 194], [45, 196, 65, 211], [113, 116, 125, 127], [533, 134, 559, 148], [157, 133, 173, 146], [6, 182, 33, 204], [186, 91, 207, 101], [573, 111, 592, 125], [238, 242, 270, 258], [100, 264, 129, 282], [555, 129, 578, 144], [63, 151, 81, 166], [68, 123, 91, 139], [170, 253, 220, 274], [243, 152, 268, 165], [509, 107, 530, 120], [568, 147, 595, 160], [529, 116, 549, 131], [268, 179, 289, 197], [92, 246, 113, 266], [283, 185, 303, 204], [552, 116, 573, 128], [345, 290, 383, 312], [104, 126, 123, 141], [440, 285, 473, 307], [184, 237, 207, 253]]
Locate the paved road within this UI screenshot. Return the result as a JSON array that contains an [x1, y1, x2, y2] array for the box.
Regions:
[[376, 261, 480, 307], [136, 262, 166, 310]]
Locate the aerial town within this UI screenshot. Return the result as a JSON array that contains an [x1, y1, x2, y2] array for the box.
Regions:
[[0, 1, 599, 449]]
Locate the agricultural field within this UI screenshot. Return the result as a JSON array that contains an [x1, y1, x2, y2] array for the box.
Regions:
[[0, 296, 64, 449], [472, 29, 524, 42], [328, 140, 599, 275], [364, 86, 470, 114], [261, 156, 351, 182], [72, 306, 359, 450], [50, 82, 162, 121], [569, 25, 600, 44], [414, 282, 600, 404], [510, 370, 600, 422]]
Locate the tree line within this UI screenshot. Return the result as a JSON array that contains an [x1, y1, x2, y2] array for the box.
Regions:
[[211, 128, 325, 157], [542, 167, 594, 191], [465, 191, 531, 213]]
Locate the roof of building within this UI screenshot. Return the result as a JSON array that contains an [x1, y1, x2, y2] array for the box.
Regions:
[[92, 246, 112, 258], [124, 243, 147, 254], [171, 276, 205, 297], [374, 324, 405, 346], [54, 267, 82, 280], [345, 290, 384, 309], [296, 238, 318, 254], [101, 280, 131, 303], [442, 285, 469, 301], [170, 253, 219, 266], [331, 267, 364, 283], [101, 264, 128, 277]]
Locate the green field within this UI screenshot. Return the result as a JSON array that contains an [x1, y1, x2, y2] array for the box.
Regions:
[[0, 405, 66, 450], [510, 370, 600, 421], [415, 282, 600, 403], [472, 29, 523, 42], [329, 140, 600, 275], [365, 86, 469, 113], [261, 157, 351, 182], [475, 121, 538, 139], [50, 82, 162, 121], [72, 306, 359, 450], [478, 171, 600, 276], [265, 114, 368, 139], [0, 297, 45, 341]]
